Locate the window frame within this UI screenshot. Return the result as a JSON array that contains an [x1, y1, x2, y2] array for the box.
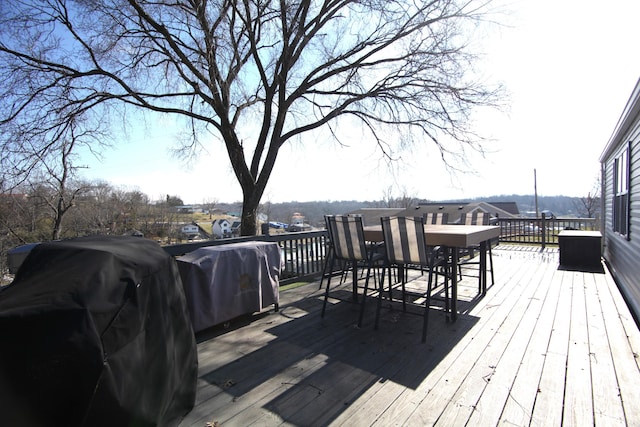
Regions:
[[612, 142, 631, 239]]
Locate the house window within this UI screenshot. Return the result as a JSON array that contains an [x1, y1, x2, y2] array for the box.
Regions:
[[613, 144, 630, 237]]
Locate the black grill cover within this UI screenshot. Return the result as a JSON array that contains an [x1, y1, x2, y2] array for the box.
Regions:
[[0, 236, 198, 427]]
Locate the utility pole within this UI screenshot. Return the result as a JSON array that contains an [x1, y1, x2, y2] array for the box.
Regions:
[[534, 169, 539, 217]]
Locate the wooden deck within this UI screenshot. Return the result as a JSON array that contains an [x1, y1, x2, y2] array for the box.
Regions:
[[179, 245, 640, 426]]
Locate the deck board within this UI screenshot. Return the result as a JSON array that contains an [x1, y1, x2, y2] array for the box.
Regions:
[[178, 246, 640, 427], [596, 269, 640, 424], [498, 262, 562, 425], [586, 272, 627, 426], [531, 266, 572, 426], [564, 271, 595, 427], [466, 255, 557, 426]]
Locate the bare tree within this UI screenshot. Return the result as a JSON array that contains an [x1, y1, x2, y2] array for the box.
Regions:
[[202, 197, 219, 219], [396, 187, 419, 209], [379, 186, 396, 208], [24, 118, 100, 239], [576, 177, 601, 219], [0, 0, 503, 235], [378, 185, 418, 208], [0, 192, 38, 273], [80, 181, 118, 235]]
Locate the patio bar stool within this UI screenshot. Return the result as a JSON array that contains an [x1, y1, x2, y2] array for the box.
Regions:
[[370, 216, 449, 343], [321, 215, 383, 318], [457, 212, 495, 290]]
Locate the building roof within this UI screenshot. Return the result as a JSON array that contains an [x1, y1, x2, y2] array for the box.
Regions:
[[346, 208, 406, 226], [600, 76, 640, 161], [397, 202, 517, 223], [347, 202, 517, 226], [487, 202, 520, 215]]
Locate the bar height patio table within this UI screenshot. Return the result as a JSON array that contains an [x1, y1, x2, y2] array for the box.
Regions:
[[363, 224, 500, 321]]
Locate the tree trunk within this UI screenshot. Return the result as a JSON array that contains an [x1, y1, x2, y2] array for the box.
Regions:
[[52, 218, 62, 240], [52, 195, 65, 240], [240, 190, 260, 236]]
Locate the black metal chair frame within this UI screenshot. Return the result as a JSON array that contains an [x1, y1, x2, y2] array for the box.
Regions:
[[319, 216, 348, 289], [321, 215, 383, 318], [457, 212, 495, 290], [365, 216, 449, 343]]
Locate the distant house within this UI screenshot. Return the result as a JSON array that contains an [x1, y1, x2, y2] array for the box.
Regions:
[[175, 205, 197, 214], [181, 224, 199, 234], [599, 76, 640, 323], [488, 202, 520, 216], [288, 212, 312, 232], [212, 219, 232, 239], [180, 222, 212, 240], [230, 220, 242, 237]]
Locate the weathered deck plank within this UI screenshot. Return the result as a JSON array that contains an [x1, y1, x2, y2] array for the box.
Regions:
[[531, 265, 573, 426], [497, 262, 563, 425], [178, 246, 640, 427], [596, 269, 640, 424], [405, 262, 539, 425], [586, 272, 627, 426], [465, 254, 559, 426], [380, 248, 550, 426], [564, 271, 595, 427]]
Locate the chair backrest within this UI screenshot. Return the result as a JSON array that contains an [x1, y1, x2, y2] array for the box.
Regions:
[[325, 215, 369, 261], [324, 214, 334, 240], [424, 212, 449, 225], [461, 211, 490, 225], [380, 216, 429, 265]]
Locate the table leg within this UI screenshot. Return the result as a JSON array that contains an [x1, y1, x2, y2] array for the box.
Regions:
[[480, 240, 487, 295], [449, 246, 458, 322]]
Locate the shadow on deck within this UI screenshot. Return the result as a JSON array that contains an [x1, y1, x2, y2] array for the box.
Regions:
[[180, 246, 640, 426]]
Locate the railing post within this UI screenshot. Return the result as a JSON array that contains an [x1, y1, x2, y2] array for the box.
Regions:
[[540, 212, 547, 249]]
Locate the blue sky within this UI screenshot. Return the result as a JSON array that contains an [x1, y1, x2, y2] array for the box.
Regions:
[[80, 0, 640, 204]]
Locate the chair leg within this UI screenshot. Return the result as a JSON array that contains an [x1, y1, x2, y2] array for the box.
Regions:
[[489, 245, 495, 285], [339, 259, 348, 284], [319, 246, 334, 290], [400, 265, 408, 312], [422, 266, 435, 343], [444, 263, 450, 318], [351, 260, 359, 302], [388, 265, 395, 301], [434, 263, 449, 319], [357, 262, 375, 328], [374, 265, 387, 330], [321, 256, 337, 318], [402, 276, 407, 312]]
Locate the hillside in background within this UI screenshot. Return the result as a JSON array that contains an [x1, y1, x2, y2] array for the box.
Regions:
[[213, 194, 592, 228]]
